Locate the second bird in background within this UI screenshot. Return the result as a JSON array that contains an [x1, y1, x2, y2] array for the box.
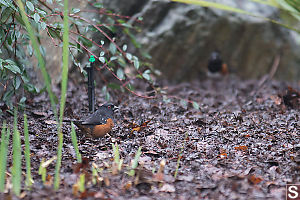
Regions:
[[207, 51, 228, 78]]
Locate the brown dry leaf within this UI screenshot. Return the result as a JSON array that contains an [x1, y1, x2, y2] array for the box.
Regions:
[[111, 162, 119, 175], [104, 176, 110, 186], [19, 191, 27, 199], [248, 174, 263, 185], [234, 145, 248, 151], [218, 153, 228, 159], [144, 150, 159, 155], [72, 183, 79, 196], [94, 191, 105, 199], [130, 120, 151, 133], [79, 191, 96, 199], [44, 120, 57, 125], [160, 183, 175, 193], [153, 172, 164, 182], [270, 95, 282, 105], [73, 157, 90, 174], [31, 111, 48, 118], [123, 181, 132, 190], [131, 126, 141, 133], [44, 174, 53, 186]]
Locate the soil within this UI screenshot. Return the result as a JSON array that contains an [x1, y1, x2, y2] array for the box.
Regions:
[[0, 76, 299, 200]]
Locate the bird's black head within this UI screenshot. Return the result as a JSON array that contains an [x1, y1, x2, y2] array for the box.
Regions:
[[101, 103, 118, 112], [208, 51, 222, 73]]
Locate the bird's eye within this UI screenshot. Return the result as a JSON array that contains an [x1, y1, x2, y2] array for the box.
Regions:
[[108, 106, 111, 109]]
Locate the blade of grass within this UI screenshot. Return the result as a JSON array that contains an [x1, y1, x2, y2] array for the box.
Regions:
[[16, 0, 58, 121], [70, 122, 82, 163], [171, 0, 300, 33], [79, 173, 85, 193], [0, 121, 9, 192], [12, 108, 21, 196], [24, 113, 33, 187], [59, 0, 70, 128], [54, 131, 63, 190], [112, 143, 120, 165], [250, 0, 280, 8], [54, 0, 70, 190], [38, 158, 47, 184], [128, 146, 142, 176], [174, 132, 188, 179], [38, 156, 57, 185]]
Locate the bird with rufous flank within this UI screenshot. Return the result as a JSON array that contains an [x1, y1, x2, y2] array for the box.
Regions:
[[65, 103, 118, 138], [207, 51, 228, 77]]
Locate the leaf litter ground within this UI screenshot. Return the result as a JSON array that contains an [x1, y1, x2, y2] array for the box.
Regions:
[[0, 76, 299, 199]]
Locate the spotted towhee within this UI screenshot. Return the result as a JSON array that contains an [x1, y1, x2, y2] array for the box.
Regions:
[[68, 103, 118, 138], [207, 51, 228, 77]]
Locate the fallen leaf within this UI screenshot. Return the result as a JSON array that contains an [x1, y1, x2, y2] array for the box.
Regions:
[[218, 153, 228, 159], [248, 174, 263, 185], [44, 120, 57, 125], [234, 146, 248, 151], [160, 183, 175, 193], [130, 120, 151, 133]]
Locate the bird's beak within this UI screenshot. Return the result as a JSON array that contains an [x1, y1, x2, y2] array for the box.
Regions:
[[113, 106, 119, 112]]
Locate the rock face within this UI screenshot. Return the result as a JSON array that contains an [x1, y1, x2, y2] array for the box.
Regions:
[[103, 0, 300, 82]]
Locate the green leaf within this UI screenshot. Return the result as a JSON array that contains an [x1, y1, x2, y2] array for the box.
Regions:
[[1, 7, 13, 23], [110, 56, 117, 61], [37, 9, 47, 17], [133, 59, 139, 70], [100, 40, 104, 45], [39, 46, 46, 57], [27, 45, 33, 56], [40, 22, 47, 30], [72, 8, 80, 14], [117, 57, 126, 68], [122, 44, 127, 51], [126, 53, 132, 60], [142, 69, 151, 80], [136, 74, 143, 79], [107, 83, 121, 90], [180, 99, 187, 108], [78, 36, 92, 47], [26, 1, 34, 11], [126, 83, 135, 91], [0, 0, 17, 11], [117, 68, 125, 80], [33, 13, 40, 23], [19, 97, 26, 104], [142, 73, 150, 80], [14, 77, 21, 90], [4, 64, 21, 74], [102, 86, 110, 101], [192, 101, 200, 110], [99, 57, 106, 64], [15, 14, 25, 26], [93, 2, 103, 8], [109, 42, 117, 55]]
